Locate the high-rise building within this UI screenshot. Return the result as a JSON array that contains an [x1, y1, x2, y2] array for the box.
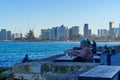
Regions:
[[97, 29, 109, 37], [88, 29, 91, 38], [41, 29, 50, 40], [98, 29, 101, 37], [49, 25, 69, 41], [0, 29, 7, 41], [7, 31, 12, 40], [69, 26, 79, 38], [101, 29, 108, 37], [84, 24, 89, 38], [49, 27, 58, 40], [109, 22, 115, 36], [57, 25, 69, 40], [114, 28, 120, 37], [69, 26, 80, 40]]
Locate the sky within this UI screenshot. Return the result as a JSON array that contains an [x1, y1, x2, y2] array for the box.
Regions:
[[0, 0, 120, 37]]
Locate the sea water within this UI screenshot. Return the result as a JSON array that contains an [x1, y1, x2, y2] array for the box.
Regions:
[[0, 42, 120, 67]]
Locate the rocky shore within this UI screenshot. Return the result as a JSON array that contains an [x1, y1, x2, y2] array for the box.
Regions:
[[0, 67, 13, 80], [0, 54, 65, 80]]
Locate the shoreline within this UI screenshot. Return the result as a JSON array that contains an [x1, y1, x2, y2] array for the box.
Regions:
[[1, 45, 120, 79], [0, 40, 120, 42]]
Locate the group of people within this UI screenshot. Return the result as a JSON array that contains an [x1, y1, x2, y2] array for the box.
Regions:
[[72, 39, 97, 62]]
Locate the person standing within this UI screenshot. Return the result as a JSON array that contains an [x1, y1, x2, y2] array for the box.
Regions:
[[87, 39, 91, 47], [92, 40, 97, 54]]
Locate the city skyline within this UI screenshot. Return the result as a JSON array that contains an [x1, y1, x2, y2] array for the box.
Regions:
[[0, 23, 120, 41], [1, 0, 120, 37]]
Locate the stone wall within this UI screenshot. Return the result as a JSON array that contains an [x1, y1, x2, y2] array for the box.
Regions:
[[13, 61, 100, 80]]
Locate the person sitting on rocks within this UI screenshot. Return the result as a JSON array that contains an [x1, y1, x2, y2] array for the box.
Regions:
[[72, 39, 93, 62], [22, 54, 29, 62]]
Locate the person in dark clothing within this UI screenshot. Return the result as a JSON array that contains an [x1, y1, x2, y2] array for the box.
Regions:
[[87, 39, 91, 47], [104, 45, 110, 53], [92, 40, 97, 54], [22, 54, 29, 62]]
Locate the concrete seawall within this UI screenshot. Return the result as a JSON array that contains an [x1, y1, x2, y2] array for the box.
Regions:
[[11, 45, 120, 80], [12, 53, 101, 80], [13, 62, 100, 80]]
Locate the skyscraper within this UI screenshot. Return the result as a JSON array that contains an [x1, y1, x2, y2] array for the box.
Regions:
[[109, 22, 115, 36], [88, 29, 91, 38], [7, 31, 12, 40], [41, 29, 50, 40], [57, 25, 69, 40], [69, 26, 81, 40], [49, 25, 69, 41], [49, 27, 58, 40], [84, 24, 89, 39], [69, 26, 79, 38], [98, 29, 101, 37], [0, 29, 7, 41], [101, 29, 108, 37]]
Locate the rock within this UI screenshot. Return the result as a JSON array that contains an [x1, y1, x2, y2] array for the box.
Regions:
[[0, 67, 13, 80]]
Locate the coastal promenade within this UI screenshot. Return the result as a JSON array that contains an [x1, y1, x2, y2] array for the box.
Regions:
[[101, 51, 120, 66], [1, 45, 120, 80], [12, 52, 120, 80]]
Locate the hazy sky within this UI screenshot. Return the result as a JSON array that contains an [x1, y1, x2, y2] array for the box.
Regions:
[[0, 0, 120, 37]]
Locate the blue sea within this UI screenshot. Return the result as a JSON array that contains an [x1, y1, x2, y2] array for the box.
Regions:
[[0, 42, 120, 67]]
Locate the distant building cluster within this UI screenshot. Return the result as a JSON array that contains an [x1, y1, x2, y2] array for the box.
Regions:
[[0, 29, 12, 41], [98, 22, 120, 38], [1, 21, 120, 41], [40, 22, 120, 41], [40, 25, 81, 41], [0, 29, 36, 41], [0, 29, 25, 41], [40, 24, 96, 41]]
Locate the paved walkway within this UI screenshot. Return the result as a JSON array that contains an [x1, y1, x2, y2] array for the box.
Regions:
[[100, 52, 120, 66]]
